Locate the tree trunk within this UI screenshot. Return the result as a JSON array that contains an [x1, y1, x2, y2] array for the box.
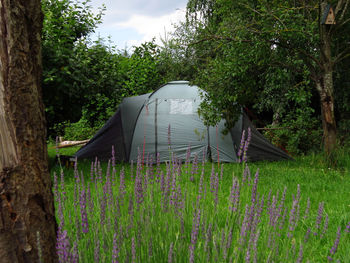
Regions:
[[317, 1, 337, 154], [0, 0, 57, 262], [317, 72, 337, 154]]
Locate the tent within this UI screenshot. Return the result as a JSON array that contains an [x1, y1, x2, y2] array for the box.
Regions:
[[75, 81, 292, 162]]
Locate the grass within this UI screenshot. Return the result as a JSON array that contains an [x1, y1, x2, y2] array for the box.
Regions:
[[49, 143, 350, 262]]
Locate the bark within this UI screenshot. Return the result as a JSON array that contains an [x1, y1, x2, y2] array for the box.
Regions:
[[316, 1, 337, 154], [0, 0, 57, 262]]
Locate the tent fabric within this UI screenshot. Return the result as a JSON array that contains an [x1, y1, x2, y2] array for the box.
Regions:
[[75, 81, 292, 162]]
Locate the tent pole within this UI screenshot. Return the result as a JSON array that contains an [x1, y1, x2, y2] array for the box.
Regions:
[[155, 98, 158, 156]]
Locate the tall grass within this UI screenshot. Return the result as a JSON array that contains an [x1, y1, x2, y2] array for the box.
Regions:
[[51, 143, 350, 262]]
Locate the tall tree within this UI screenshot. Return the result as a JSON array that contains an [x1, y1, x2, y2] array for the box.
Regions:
[[185, 0, 350, 154], [0, 0, 57, 262]]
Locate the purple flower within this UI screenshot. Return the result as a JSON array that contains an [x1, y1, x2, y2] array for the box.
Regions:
[[79, 187, 89, 234], [304, 197, 310, 220], [304, 228, 311, 243], [287, 199, 299, 238], [168, 242, 174, 263], [296, 244, 303, 263], [328, 227, 341, 260], [243, 127, 251, 162], [345, 221, 350, 233], [119, 167, 126, 204], [112, 233, 119, 263], [111, 145, 116, 168], [94, 239, 100, 263], [56, 228, 71, 263], [134, 167, 144, 206], [238, 130, 246, 162], [251, 169, 259, 205], [131, 237, 136, 263], [321, 214, 329, 238], [315, 202, 324, 234], [53, 172, 58, 200], [189, 208, 201, 263], [191, 154, 199, 179]]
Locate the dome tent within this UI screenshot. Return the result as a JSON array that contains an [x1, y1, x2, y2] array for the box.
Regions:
[[75, 81, 292, 162]]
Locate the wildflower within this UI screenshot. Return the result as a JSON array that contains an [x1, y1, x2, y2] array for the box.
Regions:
[[131, 237, 136, 263], [345, 221, 350, 233], [315, 202, 324, 234], [238, 130, 246, 162], [79, 187, 89, 234], [168, 242, 174, 263], [94, 239, 100, 263], [321, 214, 329, 238], [53, 172, 58, 200], [119, 167, 126, 203], [189, 208, 201, 263], [328, 227, 341, 261], [304, 228, 311, 243], [242, 127, 251, 163], [296, 244, 303, 263], [287, 199, 299, 238], [112, 233, 119, 263], [304, 197, 310, 220], [56, 228, 71, 263]]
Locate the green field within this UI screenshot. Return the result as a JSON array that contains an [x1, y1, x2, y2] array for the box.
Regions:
[[49, 145, 350, 262]]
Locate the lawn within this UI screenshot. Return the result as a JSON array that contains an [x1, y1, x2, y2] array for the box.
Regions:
[[48, 144, 350, 262]]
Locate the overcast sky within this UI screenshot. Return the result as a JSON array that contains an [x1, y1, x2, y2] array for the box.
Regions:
[[88, 0, 188, 50]]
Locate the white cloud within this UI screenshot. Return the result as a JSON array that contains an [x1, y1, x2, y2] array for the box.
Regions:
[[112, 8, 186, 47]]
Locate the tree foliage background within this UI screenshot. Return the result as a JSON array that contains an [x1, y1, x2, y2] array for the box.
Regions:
[[42, 0, 350, 154]]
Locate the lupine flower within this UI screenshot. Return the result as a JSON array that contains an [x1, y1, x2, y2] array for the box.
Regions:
[[321, 214, 329, 238], [134, 167, 144, 206], [71, 241, 78, 263], [148, 237, 153, 258], [156, 152, 161, 182], [345, 221, 350, 233], [242, 127, 252, 163], [237, 130, 246, 162], [53, 172, 58, 200], [191, 154, 199, 180], [304, 197, 311, 220], [287, 199, 299, 238], [94, 239, 100, 263], [168, 242, 174, 263], [251, 169, 259, 205], [328, 227, 341, 261], [79, 187, 89, 234], [240, 204, 250, 245], [198, 167, 205, 200], [119, 167, 126, 204], [56, 228, 71, 263], [315, 202, 324, 234], [112, 233, 119, 263], [189, 208, 201, 263], [304, 228, 311, 243], [131, 237, 136, 263], [296, 244, 303, 263], [111, 145, 116, 168]]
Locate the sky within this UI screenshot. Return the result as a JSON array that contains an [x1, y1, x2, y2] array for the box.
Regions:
[[88, 0, 188, 50]]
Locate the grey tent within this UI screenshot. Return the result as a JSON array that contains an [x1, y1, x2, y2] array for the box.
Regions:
[[75, 81, 292, 162]]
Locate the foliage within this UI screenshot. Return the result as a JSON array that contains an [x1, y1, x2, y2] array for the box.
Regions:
[[181, 0, 350, 153], [123, 40, 165, 96], [42, 0, 105, 135]]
